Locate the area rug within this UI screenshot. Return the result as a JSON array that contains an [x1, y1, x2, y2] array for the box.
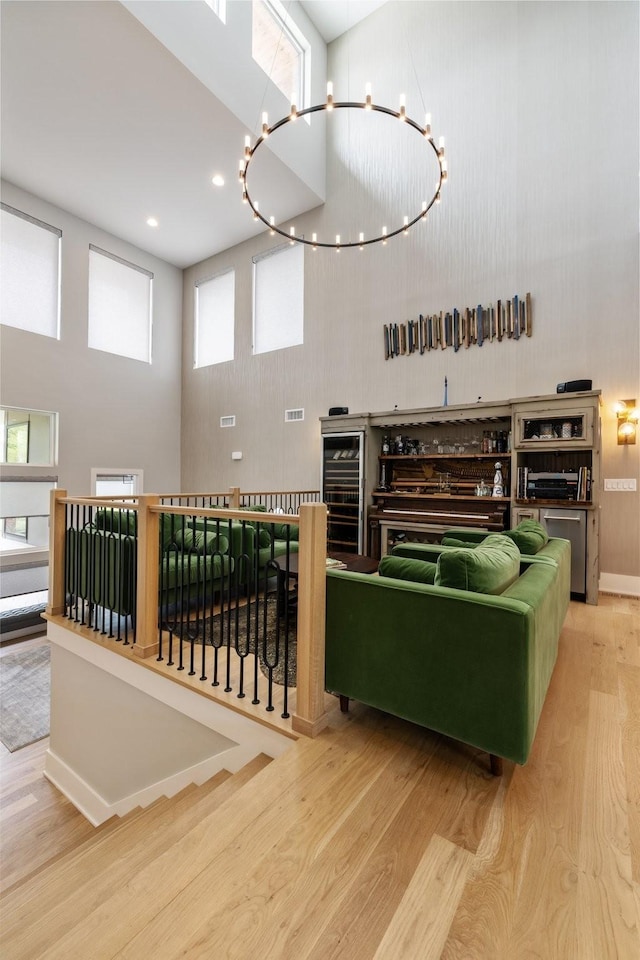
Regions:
[[169, 595, 297, 687], [0, 644, 50, 752]]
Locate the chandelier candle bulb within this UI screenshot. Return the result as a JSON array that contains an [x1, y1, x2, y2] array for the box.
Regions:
[[424, 112, 432, 136], [253, 200, 259, 220], [244, 135, 251, 159], [403, 216, 409, 234], [399, 93, 406, 119], [438, 136, 445, 156], [262, 112, 269, 136], [326, 81, 334, 110], [269, 215, 275, 234], [365, 82, 372, 110]]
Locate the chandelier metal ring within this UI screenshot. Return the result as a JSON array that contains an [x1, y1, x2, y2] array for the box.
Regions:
[[240, 99, 447, 250]]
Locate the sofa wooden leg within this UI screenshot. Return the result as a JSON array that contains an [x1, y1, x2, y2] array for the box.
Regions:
[[489, 754, 503, 776], [339, 695, 350, 713]]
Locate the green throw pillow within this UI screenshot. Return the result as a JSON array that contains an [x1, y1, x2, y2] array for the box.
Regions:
[[435, 533, 520, 595], [379, 555, 437, 584], [173, 528, 229, 555], [505, 519, 549, 555], [441, 536, 476, 548]]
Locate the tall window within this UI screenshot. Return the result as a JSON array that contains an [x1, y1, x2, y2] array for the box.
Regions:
[[252, 0, 309, 109], [194, 271, 235, 368], [253, 243, 304, 355], [88, 245, 153, 363], [0, 203, 61, 339]]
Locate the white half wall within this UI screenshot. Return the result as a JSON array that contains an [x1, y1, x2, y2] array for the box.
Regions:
[[46, 620, 294, 825]]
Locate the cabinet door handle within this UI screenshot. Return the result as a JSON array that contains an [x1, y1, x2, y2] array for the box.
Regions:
[[542, 514, 581, 522]]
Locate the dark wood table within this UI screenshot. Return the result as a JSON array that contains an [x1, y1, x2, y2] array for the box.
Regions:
[[276, 551, 378, 608], [325, 552, 379, 575]]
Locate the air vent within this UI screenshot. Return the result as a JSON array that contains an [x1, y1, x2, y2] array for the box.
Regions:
[[285, 408, 304, 422], [220, 415, 236, 428]]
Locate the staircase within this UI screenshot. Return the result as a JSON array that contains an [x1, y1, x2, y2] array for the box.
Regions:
[[1, 705, 483, 960], [0, 752, 274, 959]]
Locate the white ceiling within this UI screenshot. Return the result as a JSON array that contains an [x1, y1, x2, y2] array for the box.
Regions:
[[0, 0, 387, 269]]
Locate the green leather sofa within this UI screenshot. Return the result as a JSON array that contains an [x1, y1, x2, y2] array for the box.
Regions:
[[325, 533, 570, 770]]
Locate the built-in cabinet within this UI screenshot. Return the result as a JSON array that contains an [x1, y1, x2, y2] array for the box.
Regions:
[[320, 390, 601, 603]]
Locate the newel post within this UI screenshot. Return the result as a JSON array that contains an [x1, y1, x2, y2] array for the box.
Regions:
[[133, 495, 160, 659], [46, 488, 67, 616], [292, 502, 329, 737], [229, 486, 241, 508]]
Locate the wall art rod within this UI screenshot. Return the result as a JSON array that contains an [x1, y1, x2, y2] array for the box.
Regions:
[[384, 293, 532, 359]]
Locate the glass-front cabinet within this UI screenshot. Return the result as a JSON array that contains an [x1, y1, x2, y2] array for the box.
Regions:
[[514, 405, 594, 449], [321, 432, 364, 554]]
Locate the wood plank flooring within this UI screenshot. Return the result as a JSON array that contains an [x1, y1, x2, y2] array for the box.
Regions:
[[1, 596, 639, 959]]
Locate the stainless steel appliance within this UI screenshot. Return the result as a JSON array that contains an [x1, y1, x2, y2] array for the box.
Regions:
[[321, 432, 364, 554], [539, 508, 587, 596]]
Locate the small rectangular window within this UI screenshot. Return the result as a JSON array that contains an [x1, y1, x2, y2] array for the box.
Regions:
[[1, 407, 57, 467], [0, 203, 61, 339], [194, 271, 235, 368], [91, 469, 142, 497], [88, 245, 153, 363], [253, 244, 303, 355]]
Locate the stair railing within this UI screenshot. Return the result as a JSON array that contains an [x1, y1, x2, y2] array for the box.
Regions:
[[47, 490, 328, 736]]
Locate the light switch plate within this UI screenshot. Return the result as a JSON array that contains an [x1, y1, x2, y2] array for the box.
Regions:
[[604, 478, 637, 491]]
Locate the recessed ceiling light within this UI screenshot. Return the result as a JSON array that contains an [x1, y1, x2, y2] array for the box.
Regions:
[[146, 217, 159, 227], [211, 174, 225, 187]]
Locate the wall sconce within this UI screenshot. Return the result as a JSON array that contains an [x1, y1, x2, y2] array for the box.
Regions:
[[614, 399, 639, 444]]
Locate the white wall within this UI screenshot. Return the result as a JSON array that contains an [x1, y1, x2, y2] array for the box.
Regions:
[[181, 1, 639, 578], [0, 180, 183, 496]]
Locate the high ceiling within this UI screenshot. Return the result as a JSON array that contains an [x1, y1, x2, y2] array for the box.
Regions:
[[0, 0, 387, 269]]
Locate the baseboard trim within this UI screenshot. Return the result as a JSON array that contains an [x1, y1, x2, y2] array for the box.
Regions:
[[598, 572, 640, 598], [44, 741, 264, 827]]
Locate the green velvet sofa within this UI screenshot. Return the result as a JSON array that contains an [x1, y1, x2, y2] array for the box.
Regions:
[[325, 532, 571, 771], [229, 506, 299, 588], [66, 506, 299, 624], [66, 509, 234, 623]]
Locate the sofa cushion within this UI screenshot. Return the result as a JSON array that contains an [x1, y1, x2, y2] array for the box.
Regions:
[[435, 533, 520, 595], [379, 555, 437, 584], [441, 536, 473, 548], [95, 508, 137, 536], [505, 519, 549, 555], [173, 528, 229, 555]]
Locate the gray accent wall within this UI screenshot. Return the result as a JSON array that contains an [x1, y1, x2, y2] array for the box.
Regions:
[[0, 180, 182, 497], [181, 1, 639, 579]]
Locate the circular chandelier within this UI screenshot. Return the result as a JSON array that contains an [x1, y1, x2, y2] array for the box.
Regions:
[[239, 83, 447, 250]]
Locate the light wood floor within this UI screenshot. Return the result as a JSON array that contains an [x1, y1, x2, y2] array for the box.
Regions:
[[1, 596, 639, 959]]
